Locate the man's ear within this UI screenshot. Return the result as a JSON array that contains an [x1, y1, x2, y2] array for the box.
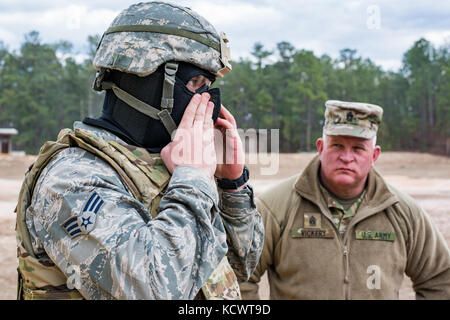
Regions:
[[316, 138, 324, 155], [372, 145, 381, 165]]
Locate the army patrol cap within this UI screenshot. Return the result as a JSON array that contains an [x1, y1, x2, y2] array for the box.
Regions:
[[323, 100, 383, 139]]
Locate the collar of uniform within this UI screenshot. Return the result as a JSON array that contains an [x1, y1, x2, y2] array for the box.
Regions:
[[318, 182, 365, 225], [74, 121, 128, 145], [294, 155, 398, 214], [318, 182, 344, 210], [319, 180, 366, 210]]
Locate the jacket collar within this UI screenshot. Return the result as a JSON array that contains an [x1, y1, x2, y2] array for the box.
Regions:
[[294, 155, 399, 221]]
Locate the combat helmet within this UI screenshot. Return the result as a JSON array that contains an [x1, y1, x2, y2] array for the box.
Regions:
[[92, 1, 232, 135]]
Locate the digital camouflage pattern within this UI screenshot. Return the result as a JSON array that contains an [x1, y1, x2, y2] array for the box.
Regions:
[[219, 186, 263, 281], [323, 100, 383, 139], [16, 121, 263, 299], [93, 2, 231, 78]]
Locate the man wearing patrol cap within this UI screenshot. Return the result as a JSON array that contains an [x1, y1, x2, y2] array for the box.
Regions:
[[240, 100, 450, 299], [323, 100, 383, 139], [15, 2, 263, 300]]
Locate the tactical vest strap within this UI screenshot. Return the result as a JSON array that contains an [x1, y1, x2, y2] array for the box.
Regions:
[[17, 268, 23, 300], [70, 129, 142, 201], [21, 282, 84, 300], [16, 143, 70, 259]]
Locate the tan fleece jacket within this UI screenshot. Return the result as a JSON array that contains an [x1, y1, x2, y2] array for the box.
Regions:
[[240, 156, 450, 299]]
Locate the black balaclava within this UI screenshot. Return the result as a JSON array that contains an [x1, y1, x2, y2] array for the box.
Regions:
[[83, 62, 221, 153]]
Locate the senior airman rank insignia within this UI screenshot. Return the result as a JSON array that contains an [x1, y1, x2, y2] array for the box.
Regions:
[[62, 191, 104, 238]]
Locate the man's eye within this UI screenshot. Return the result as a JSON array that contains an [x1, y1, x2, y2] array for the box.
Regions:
[[188, 79, 198, 87], [188, 76, 210, 88]]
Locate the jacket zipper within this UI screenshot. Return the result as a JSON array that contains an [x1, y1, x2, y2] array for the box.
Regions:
[[317, 205, 351, 299], [334, 227, 350, 299], [343, 245, 350, 300]]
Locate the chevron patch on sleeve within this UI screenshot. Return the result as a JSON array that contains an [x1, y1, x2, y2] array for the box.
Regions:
[[62, 191, 104, 238]]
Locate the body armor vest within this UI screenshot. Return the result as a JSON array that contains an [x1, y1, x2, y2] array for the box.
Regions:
[[15, 127, 241, 300]]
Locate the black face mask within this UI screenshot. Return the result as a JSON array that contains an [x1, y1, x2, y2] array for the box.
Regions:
[[83, 62, 221, 152], [173, 63, 221, 125]]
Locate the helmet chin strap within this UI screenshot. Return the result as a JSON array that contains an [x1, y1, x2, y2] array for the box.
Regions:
[[100, 62, 179, 138], [160, 62, 178, 112]]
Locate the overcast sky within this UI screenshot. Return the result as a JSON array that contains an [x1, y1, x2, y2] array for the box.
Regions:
[[1, 0, 449, 71]]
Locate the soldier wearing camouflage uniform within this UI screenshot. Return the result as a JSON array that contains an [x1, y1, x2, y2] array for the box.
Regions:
[[16, 2, 263, 300], [240, 100, 450, 299]]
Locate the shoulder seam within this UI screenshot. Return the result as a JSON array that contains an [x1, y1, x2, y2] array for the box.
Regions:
[[256, 196, 282, 226]]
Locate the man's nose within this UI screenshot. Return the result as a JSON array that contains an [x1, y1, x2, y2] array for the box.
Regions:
[[339, 148, 354, 163]]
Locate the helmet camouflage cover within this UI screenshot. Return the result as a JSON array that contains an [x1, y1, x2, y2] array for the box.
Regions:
[[93, 1, 232, 80]]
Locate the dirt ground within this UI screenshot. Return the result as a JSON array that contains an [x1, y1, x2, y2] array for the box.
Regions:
[[0, 151, 449, 300]]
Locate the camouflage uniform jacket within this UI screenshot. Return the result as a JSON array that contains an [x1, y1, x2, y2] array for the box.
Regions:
[[18, 121, 263, 299], [240, 155, 450, 299], [319, 183, 365, 237]]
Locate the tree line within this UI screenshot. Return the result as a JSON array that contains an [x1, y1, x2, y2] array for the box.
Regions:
[[0, 31, 449, 155]]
